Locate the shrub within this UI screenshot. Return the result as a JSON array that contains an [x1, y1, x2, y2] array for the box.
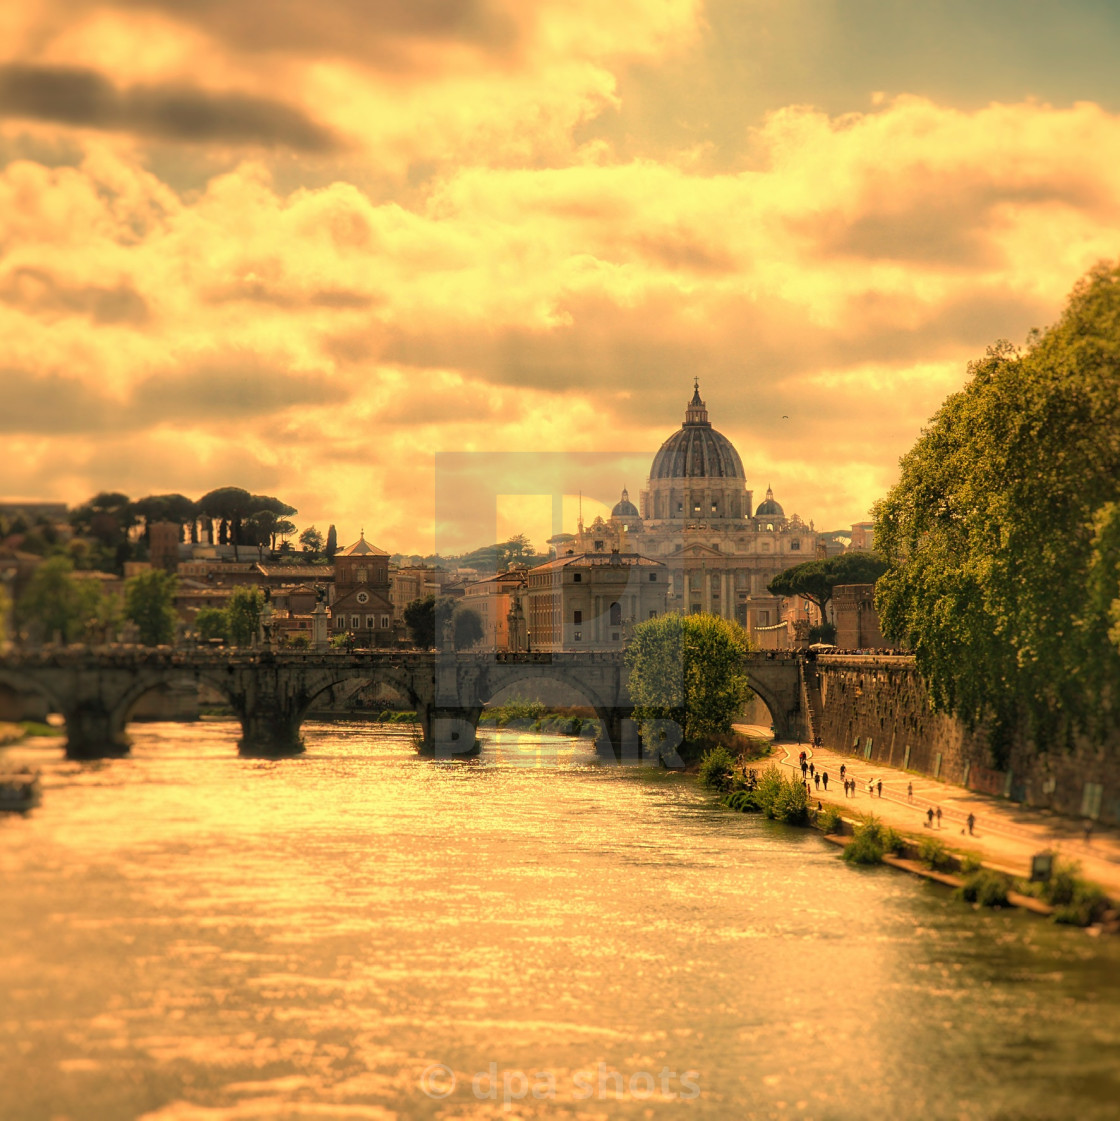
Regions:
[[959, 853, 983, 875], [918, 837, 955, 872], [816, 805, 843, 834], [1053, 885, 1109, 926], [957, 870, 1011, 908], [699, 745, 737, 790], [843, 817, 889, 865]]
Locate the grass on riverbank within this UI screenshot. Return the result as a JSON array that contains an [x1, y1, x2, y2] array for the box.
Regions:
[[701, 748, 810, 825], [478, 699, 599, 738]]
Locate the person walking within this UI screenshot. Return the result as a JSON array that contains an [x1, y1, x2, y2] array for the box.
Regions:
[[935, 806, 942, 829], [926, 807, 934, 828], [867, 778, 874, 798], [814, 773, 820, 791], [907, 781, 913, 803], [966, 812, 975, 836], [1084, 821, 1093, 846], [840, 763, 847, 781], [822, 771, 829, 792], [801, 760, 808, 779], [876, 779, 883, 799]]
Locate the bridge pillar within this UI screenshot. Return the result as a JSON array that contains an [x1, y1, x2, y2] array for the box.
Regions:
[[417, 704, 482, 758], [65, 703, 130, 759], [237, 704, 306, 757]]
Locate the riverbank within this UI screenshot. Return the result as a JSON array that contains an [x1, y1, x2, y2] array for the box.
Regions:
[[0, 721, 64, 746], [711, 734, 1120, 934]]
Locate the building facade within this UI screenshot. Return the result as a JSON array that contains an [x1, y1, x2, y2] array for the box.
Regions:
[[526, 551, 667, 652], [571, 382, 818, 643], [329, 533, 394, 647]]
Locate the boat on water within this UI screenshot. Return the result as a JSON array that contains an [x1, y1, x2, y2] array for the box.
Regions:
[[0, 770, 41, 812]]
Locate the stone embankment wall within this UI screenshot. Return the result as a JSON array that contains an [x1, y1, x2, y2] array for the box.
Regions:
[[807, 656, 1120, 826]]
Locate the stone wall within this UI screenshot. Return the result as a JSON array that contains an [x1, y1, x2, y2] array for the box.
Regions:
[[810, 655, 1120, 825]]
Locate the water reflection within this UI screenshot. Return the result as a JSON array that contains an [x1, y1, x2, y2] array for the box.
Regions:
[[2, 720, 1119, 1120]]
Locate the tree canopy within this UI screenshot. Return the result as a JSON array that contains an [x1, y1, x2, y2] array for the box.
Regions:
[[873, 261, 1120, 754], [17, 556, 102, 643], [124, 569, 178, 646], [767, 551, 886, 619], [625, 612, 753, 760], [227, 586, 264, 647], [403, 595, 484, 650]]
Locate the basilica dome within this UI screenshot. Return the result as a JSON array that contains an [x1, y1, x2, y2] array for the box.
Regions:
[[611, 488, 640, 518], [754, 486, 784, 517], [649, 382, 745, 480]]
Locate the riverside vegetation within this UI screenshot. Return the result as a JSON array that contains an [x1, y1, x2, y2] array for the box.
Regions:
[[698, 745, 1115, 928]]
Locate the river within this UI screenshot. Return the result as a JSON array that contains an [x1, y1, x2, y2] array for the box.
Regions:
[[2, 720, 1119, 1120]]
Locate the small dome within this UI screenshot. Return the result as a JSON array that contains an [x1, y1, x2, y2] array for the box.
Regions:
[[754, 485, 784, 518], [611, 488, 640, 518], [649, 381, 745, 481]]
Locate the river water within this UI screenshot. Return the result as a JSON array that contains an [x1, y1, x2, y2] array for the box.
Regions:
[[2, 720, 1119, 1121]]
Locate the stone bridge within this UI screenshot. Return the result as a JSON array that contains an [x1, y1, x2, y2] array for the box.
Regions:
[[0, 647, 803, 760]]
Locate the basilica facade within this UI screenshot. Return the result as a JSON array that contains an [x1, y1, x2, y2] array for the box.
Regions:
[[571, 382, 818, 642]]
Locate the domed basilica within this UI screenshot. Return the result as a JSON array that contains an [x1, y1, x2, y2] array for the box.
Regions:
[[572, 381, 817, 639]]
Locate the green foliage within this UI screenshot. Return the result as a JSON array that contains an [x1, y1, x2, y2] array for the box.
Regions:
[[956, 869, 1011, 908], [725, 766, 810, 824], [1030, 859, 1111, 926], [227, 585, 264, 647], [299, 526, 324, 556], [959, 853, 983, 875], [0, 584, 11, 645], [874, 263, 1120, 751], [124, 569, 178, 646], [809, 622, 837, 644], [842, 816, 903, 865], [698, 745, 736, 790], [404, 595, 436, 648], [17, 556, 102, 643], [816, 805, 843, 834], [626, 612, 753, 754], [767, 552, 886, 619], [450, 604, 483, 650], [918, 837, 955, 872], [194, 607, 230, 642], [325, 524, 338, 559]]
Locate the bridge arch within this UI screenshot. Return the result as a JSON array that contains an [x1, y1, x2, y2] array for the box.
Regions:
[[0, 667, 68, 726]]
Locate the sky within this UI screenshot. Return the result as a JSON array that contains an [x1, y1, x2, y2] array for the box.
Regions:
[[3, 0, 1120, 555]]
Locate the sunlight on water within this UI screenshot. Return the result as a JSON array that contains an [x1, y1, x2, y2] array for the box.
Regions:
[[2, 720, 1119, 1120]]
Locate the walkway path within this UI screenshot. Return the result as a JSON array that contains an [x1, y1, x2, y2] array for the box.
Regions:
[[734, 725, 1120, 897]]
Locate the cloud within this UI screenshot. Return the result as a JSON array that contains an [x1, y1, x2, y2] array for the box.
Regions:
[[0, 265, 149, 323], [0, 63, 338, 151]]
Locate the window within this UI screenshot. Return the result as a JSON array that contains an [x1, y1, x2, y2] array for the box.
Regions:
[[758, 610, 770, 624], [735, 570, 748, 588], [791, 540, 800, 551], [358, 567, 368, 583], [648, 572, 657, 582], [381, 615, 390, 629], [693, 502, 701, 513], [335, 616, 345, 629], [710, 574, 719, 593], [573, 572, 582, 583], [594, 540, 604, 551], [690, 604, 701, 614], [365, 615, 375, 629], [648, 610, 657, 619], [612, 632, 620, 641], [711, 502, 718, 513], [573, 610, 582, 624], [351, 615, 360, 628], [609, 602, 622, 626], [677, 502, 683, 512], [573, 630, 582, 642]]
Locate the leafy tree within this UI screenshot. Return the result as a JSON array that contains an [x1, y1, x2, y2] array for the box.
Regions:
[[197, 487, 252, 561], [625, 612, 753, 755], [299, 526, 324, 556], [17, 556, 102, 643], [873, 262, 1120, 754], [194, 606, 230, 643], [450, 604, 483, 650], [767, 551, 886, 620], [404, 595, 436, 649], [124, 569, 179, 646], [227, 585, 264, 646], [0, 584, 11, 646], [325, 524, 338, 560]]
